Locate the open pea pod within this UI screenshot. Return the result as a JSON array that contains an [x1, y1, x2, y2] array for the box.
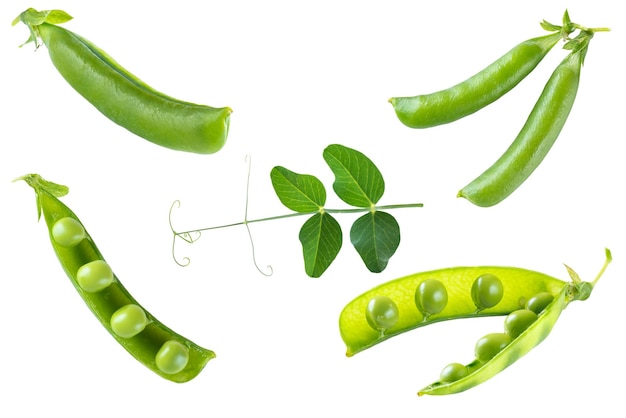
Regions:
[[418, 281, 571, 395], [339, 266, 565, 357], [17, 174, 215, 382], [419, 249, 611, 395], [339, 250, 611, 395]]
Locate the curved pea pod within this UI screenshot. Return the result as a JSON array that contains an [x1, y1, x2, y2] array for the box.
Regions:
[[14, 8, 231, 154], [389, 31, 562, 129], [419, 249, 611, 396], [419, 285, 568, 395], [339, 266, 565, 357], [17, 174, 215, 383], [457, 47, 583, 207]]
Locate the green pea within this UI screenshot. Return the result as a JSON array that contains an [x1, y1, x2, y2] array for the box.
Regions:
[[525, 292, 555, 314], [156, 340, 190, 374], [475, 333, 512, 363], [365, 296, 399, 332], [471, 274, 504, 311], [439, 363, 469, 383], [51, 217, 86, 247], [415, 279, 448, 319], [504, 309, 538, 339], [110, 304, 148, 338], [76, 260, 114, 293]]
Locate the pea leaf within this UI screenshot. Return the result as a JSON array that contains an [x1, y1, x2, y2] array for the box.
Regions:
[[323, 144, 384, 208], [270, 166, 326, 213], [299, 212, 342, 277], [350, 211, 400, 273]]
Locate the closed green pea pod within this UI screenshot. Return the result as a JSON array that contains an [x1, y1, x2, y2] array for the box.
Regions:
[[14, 9, 231, 154], [458, 48, 584, 207], [16, 174, 215, 383], [389, 31, 562, 128]]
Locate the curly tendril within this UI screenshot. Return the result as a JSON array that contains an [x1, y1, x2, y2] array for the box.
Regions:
[[169, 200, 201, 267], [167, 157, 274, 275]]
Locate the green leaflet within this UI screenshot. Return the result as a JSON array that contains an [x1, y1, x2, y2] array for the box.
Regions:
[[323, 144, 384, 208], [270, 166, 326, 212], [299, 212, 342, 278], [270, 144, 410, 277], [350, 211, 400, 273]]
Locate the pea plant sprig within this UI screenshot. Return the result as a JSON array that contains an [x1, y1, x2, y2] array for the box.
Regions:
[[169, 144, 423, 277]]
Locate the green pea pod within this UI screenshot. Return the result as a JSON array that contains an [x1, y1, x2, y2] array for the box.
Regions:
[[339, 266, 565, 357], [388, 31, 562, 128], [419, 249, 611, 395], [457, 47, 583, 207], [13, 8, 231, 154], [16, 174, 215, 382]]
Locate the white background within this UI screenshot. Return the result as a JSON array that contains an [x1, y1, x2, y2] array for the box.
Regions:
[[1, 0, 624, 416]]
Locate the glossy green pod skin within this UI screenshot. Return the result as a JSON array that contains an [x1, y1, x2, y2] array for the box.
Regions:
[[417, 267, 604, 396], [458, 48, 583, 207], [16, 10, 231, 154], [389, 32, 561, 129], [339, 266, 565, 357], [18, 174, 215, 382]]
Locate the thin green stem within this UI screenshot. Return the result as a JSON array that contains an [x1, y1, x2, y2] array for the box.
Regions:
[[172, 203, 423, 236], [572, 23, 611, 33], [591, 248, 612, 287]]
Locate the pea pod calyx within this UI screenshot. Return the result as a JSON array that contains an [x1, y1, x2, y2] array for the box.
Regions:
[[12, 8, 72, 48]]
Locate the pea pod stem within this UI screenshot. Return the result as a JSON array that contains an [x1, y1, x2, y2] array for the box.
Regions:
[[418, 249, 612, 396], [17, 174, 215, 382], [13, 8, 231, 154]]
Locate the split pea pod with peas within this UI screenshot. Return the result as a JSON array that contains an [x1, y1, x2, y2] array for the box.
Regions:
[[339, 249, 612, 395], [16, 174, 215, 382], [13, 8, 231, 154]]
